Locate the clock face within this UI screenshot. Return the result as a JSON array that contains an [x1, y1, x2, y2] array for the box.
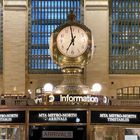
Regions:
[[56, 26, 88, 58]]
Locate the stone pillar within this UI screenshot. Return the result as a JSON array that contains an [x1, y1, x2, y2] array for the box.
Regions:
[[84, 0, 109, 96], [3, 0, 27, 94]]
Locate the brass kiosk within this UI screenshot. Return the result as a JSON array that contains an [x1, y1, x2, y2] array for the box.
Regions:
[[1, 11, 140, 140], [0, 107, 26, 140], [28, 105, 140, 140], [0, 105, 140, 140]]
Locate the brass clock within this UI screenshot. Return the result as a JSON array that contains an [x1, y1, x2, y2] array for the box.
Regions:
[[49, 11, 95, 96], [50, 11, 94, 70], [57, 25, 88, 58]]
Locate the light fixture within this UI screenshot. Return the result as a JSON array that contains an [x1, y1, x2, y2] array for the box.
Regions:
[[43, 83, 53, 93], [28, 89, 32, 95], [91, 83, 102, 94]]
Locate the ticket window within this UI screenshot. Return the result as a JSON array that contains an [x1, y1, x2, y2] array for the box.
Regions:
[[0, 125, 25, 140], [29, 125, 87, 140], [91, 126, 140, 140], [91, 126, 120, 140], [0, 111, 26, 140], [125, 128, 140, 140], [29, 110, 87, 139], [125, 135, 138, 140]]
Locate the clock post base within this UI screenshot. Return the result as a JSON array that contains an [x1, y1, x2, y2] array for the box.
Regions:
[[53, 67, 91, 95]]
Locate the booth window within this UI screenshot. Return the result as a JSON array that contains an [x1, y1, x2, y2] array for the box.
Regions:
[[0, 1, 2, 73], [28, 0, 83, 73], [109, 0, 140, 74]]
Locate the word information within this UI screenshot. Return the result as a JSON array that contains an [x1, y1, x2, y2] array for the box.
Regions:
[[48, 94, 109, 105]]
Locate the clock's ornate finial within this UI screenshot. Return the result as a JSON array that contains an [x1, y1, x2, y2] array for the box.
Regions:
[[67, 10, 75, 21]]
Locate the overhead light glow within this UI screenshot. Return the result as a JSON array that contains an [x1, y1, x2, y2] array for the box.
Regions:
[[92, 83, 102, 93], [43, 83, 53, 92]]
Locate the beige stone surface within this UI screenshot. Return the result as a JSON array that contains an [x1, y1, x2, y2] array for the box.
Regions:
[[84, 0, 109, 96], [3, 7, 26, 94]]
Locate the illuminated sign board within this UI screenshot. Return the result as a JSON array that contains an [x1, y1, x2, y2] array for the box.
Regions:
[[0, 111, 25, 123], [29, 110, 87, 123], [48, 94, 109, 105], [91, 111, 140, 124]]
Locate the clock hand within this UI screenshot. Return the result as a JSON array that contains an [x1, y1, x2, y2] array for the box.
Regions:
[[67, 40, 73, 51], [72, 36, 76, 45], [67, 36, 76, 51], [70, 26, 76, 45], [70, 26, 74, 40]]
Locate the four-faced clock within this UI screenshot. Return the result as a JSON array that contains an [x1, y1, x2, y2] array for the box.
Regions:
[[50, 11, 93, 68], [49, 11, 94, 96], [56, 25, 88, 58]]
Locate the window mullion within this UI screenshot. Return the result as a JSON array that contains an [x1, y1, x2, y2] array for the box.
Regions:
[[29, 0, 82, 73]]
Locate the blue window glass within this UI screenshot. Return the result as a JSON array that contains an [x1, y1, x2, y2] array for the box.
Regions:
[[110, 0, 140, 74], [29, 0, 82, 73]]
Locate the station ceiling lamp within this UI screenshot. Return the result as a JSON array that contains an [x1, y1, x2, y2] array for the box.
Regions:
[[43, 83, 54, 93], [91, 83, 102, 94]]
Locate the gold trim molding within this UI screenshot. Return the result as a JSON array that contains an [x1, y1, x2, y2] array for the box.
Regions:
[[85, 0, 108, 11], [4, 0, 27, 11]]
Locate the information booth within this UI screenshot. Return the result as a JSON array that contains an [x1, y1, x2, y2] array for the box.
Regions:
[[90, 107, 140, 140], [1, 104, 140, 139], [0, 108, 26, 140], [28, 107, 87, 140]]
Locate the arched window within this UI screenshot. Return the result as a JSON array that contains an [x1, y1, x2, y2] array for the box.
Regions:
[[109, 0, 140, 74], [28, 0, 83, 73]]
